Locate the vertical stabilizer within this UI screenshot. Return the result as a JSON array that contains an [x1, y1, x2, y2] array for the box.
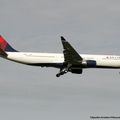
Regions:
[[0, 35, 17, 52]]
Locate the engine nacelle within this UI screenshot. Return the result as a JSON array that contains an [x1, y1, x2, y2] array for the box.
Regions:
[[82, 60, 96, 68], [70, 68, 83, 74], [68, 60, 96, 74]]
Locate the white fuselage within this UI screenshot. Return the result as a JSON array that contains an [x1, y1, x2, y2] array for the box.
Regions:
[[5, 52, 120, 69]]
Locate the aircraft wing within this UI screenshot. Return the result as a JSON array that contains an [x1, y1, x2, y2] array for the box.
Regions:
[[61, 36, 83, 64]]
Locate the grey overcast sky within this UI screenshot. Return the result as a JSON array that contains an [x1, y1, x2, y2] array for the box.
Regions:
[[1, 0, 120, 120]]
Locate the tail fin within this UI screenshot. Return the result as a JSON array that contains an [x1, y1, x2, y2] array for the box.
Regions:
[[0, 35, 17, 52]]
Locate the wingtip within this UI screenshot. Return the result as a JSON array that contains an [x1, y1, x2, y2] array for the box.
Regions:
[[61, 36, 66, 42]]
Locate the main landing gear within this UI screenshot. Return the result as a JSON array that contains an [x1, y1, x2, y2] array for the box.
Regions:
[[56, 68, 68, 77]]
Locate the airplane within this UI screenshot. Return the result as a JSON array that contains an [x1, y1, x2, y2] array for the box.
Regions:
[[0, 35, 120, 77]]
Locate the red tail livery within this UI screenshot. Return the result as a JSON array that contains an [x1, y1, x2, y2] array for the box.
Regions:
[[0, 35, 17, 52]]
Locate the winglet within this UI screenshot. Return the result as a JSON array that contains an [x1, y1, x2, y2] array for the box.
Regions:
[[61, 36, 66, 42]]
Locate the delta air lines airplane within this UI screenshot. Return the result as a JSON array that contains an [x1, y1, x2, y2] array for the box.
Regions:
[[0, 35, 120, 77]]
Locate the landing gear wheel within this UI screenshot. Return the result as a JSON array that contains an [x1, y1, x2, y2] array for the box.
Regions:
[[56, 68, 68, 77], [56, 73, 61, 77]]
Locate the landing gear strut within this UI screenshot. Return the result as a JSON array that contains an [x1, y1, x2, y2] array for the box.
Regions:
[[56, 68, 68, 77]]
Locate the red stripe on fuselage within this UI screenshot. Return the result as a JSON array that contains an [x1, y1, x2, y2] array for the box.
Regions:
[[0, 36, 8, 50]]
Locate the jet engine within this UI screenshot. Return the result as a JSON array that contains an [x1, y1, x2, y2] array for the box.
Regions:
[[70, 68, 83, 74], [69, 60, 96, 74], [82, 60, 96, 68]]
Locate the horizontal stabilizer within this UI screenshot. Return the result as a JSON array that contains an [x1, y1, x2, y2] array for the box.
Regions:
[[0, 48, 8, 57]]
